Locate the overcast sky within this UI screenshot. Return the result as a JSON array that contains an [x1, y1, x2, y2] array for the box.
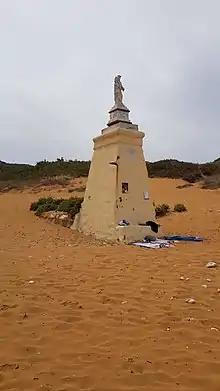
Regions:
[[0, 0, 219, 164]]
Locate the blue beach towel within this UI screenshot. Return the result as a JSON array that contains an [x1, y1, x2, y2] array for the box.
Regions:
[[165, 235, 203, 242]]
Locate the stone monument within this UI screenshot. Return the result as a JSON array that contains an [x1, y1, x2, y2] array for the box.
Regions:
[[72, 76, 162, 243]]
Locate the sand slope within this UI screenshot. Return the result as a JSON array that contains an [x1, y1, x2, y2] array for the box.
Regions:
[[0, 178, 220, 391]]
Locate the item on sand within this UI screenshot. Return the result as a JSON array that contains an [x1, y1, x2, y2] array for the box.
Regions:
[[139, 221, 160, 233], [133, 242, 160, 248], [146, 221, 160, 233], [206, 261, 217, 268], [143, 191, 149, 200], [133, 238, 173, 249], [186, 298, 196, 304], [144, 235, 157, 242], [119, 220, 130, 226], [164, 235, 203, 242]]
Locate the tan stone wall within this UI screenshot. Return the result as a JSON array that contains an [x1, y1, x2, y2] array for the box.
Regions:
[[76, 127, 158, 242], [116, 135, 156, 225], [78, 137, 118, 239]]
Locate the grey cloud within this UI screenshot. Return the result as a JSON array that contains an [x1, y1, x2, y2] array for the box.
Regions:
[[0, 0, 219, 163]]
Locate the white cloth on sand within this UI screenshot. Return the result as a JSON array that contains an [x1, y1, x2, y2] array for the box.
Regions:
[[133, 239, 173, 249]]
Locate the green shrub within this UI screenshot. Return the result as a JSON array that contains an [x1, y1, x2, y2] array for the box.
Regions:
[[173, 203, 187, 213], [35, 204, 54, 216], [30, 197, 63, 212], [30, 196, 83, 218], [57, 197, 83, 218], [155, 203, 170, 217]]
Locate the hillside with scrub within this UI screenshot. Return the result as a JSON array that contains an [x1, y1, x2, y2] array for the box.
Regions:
[[1, 157, 220, 191]]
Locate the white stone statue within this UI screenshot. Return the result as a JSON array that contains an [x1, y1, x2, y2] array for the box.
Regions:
[[114, 75, 125, 105]]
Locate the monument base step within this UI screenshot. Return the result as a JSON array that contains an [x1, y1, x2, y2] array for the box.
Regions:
[[71, 214, 163, 244], [115, 224, 163, 244]]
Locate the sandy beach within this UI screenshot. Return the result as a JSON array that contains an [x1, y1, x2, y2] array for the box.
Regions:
[[0, 178, 220, 391]]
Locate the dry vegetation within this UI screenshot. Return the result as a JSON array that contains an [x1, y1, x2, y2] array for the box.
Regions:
[[1, 157, 220, 193], [200, 175, 220, 190]]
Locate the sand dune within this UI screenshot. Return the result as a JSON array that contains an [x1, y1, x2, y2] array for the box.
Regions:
[[0, 178, 220, 391]]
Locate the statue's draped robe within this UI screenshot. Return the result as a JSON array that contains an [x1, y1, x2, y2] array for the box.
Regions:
[[114, 77, 124, 105]]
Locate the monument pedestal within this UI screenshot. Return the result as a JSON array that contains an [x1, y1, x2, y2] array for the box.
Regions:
[[72, 124, 162, 243], [72, 76, 162, 243], [107, 102, 131, 127]]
